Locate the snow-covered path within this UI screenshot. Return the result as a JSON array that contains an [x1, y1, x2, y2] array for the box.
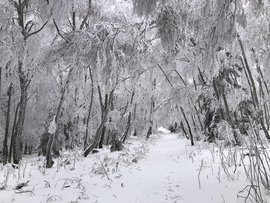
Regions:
[[0, 132, 263, 203], [87, 133, 248, 203], [105, 133, 188, 203]]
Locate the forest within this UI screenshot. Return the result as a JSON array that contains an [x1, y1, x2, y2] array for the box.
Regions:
[[1, 0, 270, 202]]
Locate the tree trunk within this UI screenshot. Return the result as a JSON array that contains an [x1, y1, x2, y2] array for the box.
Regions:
[[97, 88, 108, 149], [9, 102, 20, 163], [146, 125, 152, 140], [180, 106, 194, 146], [45, 92, 63, 168], [84, 110, 108, 156], [84, 88, 114, 157], [238, 35, 259, 106], [238, 35, 270, 140], [84, 66, 94, 150], [220, 85, 241, 144], [121, 112, 132, 143], [13, 61, 28, 164], [191, 114, 197, 132], [194, 106, 203, 131], [3, 84, 13, 165], [180, 121, 189, 139], [10, 0, 48, 164], [98, 126, 106, 149], [24, 143, 27, 155], [46, 67, 73, 168], [265, 103, 270, 130]]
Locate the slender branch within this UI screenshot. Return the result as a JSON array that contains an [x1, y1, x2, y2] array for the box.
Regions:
[[157, 64, 173, 88], [180, 106, 194, 146], [53, 19, 68, 42], [84, 66, 94, 150], [153, 98, 173, 112], [237, 34, 258, 106], [121, 66, 155, 82], [174, 70, 187, 86], [25, 20, 48, 40], [79, 0, 92, 30]]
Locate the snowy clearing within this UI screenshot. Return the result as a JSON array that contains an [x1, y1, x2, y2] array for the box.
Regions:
[[0, 133, 269, 203]]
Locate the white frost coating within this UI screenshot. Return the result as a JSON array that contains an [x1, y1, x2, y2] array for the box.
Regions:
[[48, 116, 57, 134], [157, 126, 171, 134]]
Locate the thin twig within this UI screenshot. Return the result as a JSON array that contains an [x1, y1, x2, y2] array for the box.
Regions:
[[157, 63, 173, 88], [53, 19, 68, 42], [25, 20, 48, 40], [198, 159, 204, 189]]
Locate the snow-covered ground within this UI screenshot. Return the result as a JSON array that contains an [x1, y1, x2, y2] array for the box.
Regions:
[[0, 132, 269, 203]]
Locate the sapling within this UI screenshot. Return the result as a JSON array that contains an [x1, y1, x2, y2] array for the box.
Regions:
[[216, 166, 221, 182], [198, 159, 204, 189]]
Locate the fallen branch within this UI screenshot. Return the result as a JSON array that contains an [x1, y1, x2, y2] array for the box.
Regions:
[[14, 189, 34, 195]]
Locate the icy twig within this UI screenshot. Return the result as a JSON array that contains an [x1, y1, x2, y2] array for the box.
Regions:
[[198, 159, 204, 189]]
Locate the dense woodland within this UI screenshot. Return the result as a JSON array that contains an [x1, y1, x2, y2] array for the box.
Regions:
[[1, 0, 270, 194]]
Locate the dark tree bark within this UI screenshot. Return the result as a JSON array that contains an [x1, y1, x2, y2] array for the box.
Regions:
[[220, 85, 240, 144], [9, 102, 20, 163], [24, 143, 27, 155], [180, 121, 189, 139], [238, 35, 258, 106], [84, 66, 94, 150], [194, 106, 203, 131], [146, 125, 152, 140], [174, 69, 187, 86], [121, 112, 132, 143], [84, 88, 114, 157], [11, 0, 47, 164], [97, 87, 108, 149], [46, 67, 73, 168], [71, 3, 76, 31], [79, 0, 92, 30], [238, 35, 270, 140], [3, 84, 13, 165], [98, 126, 106, 149], [180, 106, 194, 146], [13, 61, 29, 164]]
